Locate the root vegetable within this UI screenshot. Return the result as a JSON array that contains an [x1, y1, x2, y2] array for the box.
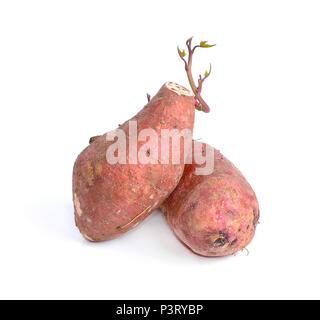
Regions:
[[73, 82, 195, 241], [161, 141, 259, 257]]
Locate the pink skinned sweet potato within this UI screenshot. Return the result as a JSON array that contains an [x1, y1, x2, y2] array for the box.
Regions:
[[73, 82, 195, 241], [161, 141, 259, 257]]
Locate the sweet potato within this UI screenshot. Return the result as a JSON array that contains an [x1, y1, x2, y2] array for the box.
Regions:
[[161, 141, 259, 257], [73, 82, 195, 241]]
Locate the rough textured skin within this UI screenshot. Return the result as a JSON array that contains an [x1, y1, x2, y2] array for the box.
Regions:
[[73, 82, 195, 241], [161, 142, 259, 257]]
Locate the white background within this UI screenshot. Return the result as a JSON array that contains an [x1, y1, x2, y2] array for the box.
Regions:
[[1, 0, 320, 300]]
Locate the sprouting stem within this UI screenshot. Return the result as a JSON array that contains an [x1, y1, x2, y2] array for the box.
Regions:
[[178, 37, 215, 113]]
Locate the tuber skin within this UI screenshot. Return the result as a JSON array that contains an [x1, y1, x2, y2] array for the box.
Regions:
[[73, 82, 195, 241], [161, 141, 259, 257]]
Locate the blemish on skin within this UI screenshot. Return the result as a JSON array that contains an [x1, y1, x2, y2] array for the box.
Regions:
[[227, 187, 238, 200], [83, 233, 94, 242], [226, 210, 235, 218], [219, 229, 229, 240], [89, 135, 100, 144], [253, 209, 260, 226], [149, 194, 154, 199], [213, 238, 226, 247], [189, 202, 197, 210], [74, 193, 83, 217], [86, 217, 92, 223], [95, 163, 103, 176], [117, 205, 152, 230], [230, 239, 238, 246], [101, 217, 110, 225], [81, 162, 94, 186]]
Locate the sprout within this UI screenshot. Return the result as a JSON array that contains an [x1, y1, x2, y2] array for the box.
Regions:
[[177, 37, 215, 113]]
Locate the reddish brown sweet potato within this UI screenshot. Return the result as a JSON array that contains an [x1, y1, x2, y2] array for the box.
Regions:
[[161, 141, 259, 257], [73, 82, 195, 241]]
